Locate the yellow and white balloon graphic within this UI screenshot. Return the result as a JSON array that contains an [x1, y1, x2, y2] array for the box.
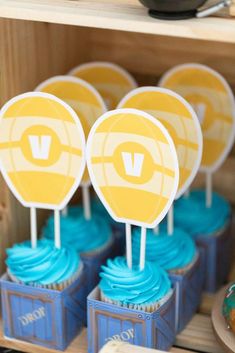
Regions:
[[35, 75, 106, 185], [0, 92, 86, 209], [69, 62, 137, 110], [159, 63, 235, 173], [86, 108, 179, 228], [118, 87, 202, 199]]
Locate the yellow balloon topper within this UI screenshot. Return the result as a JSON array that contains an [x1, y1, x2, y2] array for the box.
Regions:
[[35, 75, 106, 185], [159, 63, 235, 173], [69, 62, 137, 110], [0, 92, 86, 210], [86, 108, 179, 228], [118, 87, 202, 199]]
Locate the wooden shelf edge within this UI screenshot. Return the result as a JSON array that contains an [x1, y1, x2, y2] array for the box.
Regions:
[[0, 0, 235, 43]]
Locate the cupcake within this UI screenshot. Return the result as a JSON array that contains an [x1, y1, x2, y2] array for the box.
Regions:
[[2, 238, 86, 349], [132, 227, 198, 274], [87, 256, 176, 352], [42, 208, 115, 294], [6, 238, 82, 290], [174, 189, 233, 292], [99, 256, 172, 312], [132, 227, 204, 332]]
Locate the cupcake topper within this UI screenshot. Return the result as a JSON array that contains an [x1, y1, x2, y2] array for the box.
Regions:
[[35, 76, 106, 220], [87, 108, 179, 270], [69, 61, 137, 110], [159, 63, 235, 208], [0, 92, 86, 249], [118, 87, 202, 235]]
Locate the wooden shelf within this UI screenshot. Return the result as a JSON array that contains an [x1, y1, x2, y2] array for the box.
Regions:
[[0, 0, 235, 43]]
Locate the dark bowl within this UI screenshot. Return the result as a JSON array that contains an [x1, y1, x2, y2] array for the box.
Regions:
[[139, 0, 207, 13]]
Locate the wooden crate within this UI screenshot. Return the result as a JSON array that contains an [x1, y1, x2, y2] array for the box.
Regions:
[[0, 1, 234, 353], [87, 287, 176, 353], [1, 271, 87, 350], [169, 250, 204, 333]]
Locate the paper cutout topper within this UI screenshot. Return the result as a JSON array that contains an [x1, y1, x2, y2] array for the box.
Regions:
[[118, 87, 202, 199], [159, 63, 235, 173], [0, 92, 86, 210], [87, 108, 179, 228], [35, 75, 106, 185], [69, 62, 137, 110]]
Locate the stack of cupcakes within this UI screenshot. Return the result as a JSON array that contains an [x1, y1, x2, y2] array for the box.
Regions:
[[86, 108, 179, 352], [160, 63, 235, 293], [35, 63, 138, 301], [118, 86, 205, 333], [0, 92, 87, 350], [42, 206, 115, 295]]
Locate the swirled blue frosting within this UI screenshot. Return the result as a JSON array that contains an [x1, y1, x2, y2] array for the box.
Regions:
[[99, 256, 171, 304], [174, 190, 231, 238], [132, 227, 196, 271], [42, 207, 112, 253], [6, 239, 80, 285]]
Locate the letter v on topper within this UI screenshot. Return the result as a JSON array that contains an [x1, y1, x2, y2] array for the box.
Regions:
[[86, 108, 179, 269]]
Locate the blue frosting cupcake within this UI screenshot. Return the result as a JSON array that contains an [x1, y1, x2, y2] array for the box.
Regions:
[[174, 190, 231, 238], [42, 206, 113, 254], [132, 227, 197, 273], [99, 256, 172, 312], [6, 239, 81, 290]]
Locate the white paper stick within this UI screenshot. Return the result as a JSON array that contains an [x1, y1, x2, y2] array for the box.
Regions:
[[61, 206, 68, 217], [30, 207, 37, 248], [167, 204, 174, 236], [82, 185, 91, 220], [125, 223, 132, 269], [153, 225, 159, 235], [139, 227, 147, 271], [54, 210, 61, 249], [206, 173, 212, 208]]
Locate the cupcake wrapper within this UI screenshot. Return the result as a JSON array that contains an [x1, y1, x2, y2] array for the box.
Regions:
[[100, 288, 173, 313], [169, 251, 199, 275], [7, 263, 83, 291]]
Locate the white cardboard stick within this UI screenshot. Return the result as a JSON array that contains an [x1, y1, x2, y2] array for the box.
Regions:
[[54, 210, 61, 249], [82, 185, 91, 220], [153, 225, 159, 235], [206, 173, 212, 208], [30, 207, 37, 248], [125, 223, 132, 269], [167, 204, 174, 236], [61, 206, 68, 217], [139, 227, 147, 270]]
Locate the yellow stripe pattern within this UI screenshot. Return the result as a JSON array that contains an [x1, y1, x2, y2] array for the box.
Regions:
[[38, 79, 105, 184], [72, 65, 136, 109], [162, 67, 234, 169], [89, 112, 177, 225], [119, 90, 201, 193], [0, 96, 84, 207]]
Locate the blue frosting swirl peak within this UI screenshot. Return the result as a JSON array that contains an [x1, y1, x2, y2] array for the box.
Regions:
[[43, 207, 112, 253], [174, 190, 231, 238], [6, 239, 80, 285], [132, 227, 196, 271], [99, 256, 171, 305]]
